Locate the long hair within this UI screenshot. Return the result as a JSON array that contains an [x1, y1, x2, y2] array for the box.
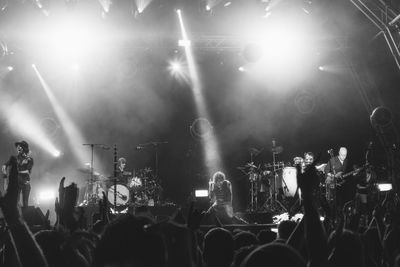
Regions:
[[212, 171, 226, 184]]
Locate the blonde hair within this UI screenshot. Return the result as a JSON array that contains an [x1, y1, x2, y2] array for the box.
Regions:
[[212, 171, 226, 184]]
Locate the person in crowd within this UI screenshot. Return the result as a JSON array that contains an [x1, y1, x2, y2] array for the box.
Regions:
[[203, 227, 234, 267]]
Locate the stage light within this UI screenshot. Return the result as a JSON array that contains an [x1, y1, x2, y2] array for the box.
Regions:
[[37, 189, 56, 204], [170, 61, 182, 72], [224, 1, 232, 7], [205, 5, 211, 11], [238, 66, 245, 72], [168, 59, 189, 83], [32, 64, 88, 165], [195, 189, 209, 197], [0, 97, 62, 157], [176, 9, 181, 14], [32, 64, 36, 68], [318, 66, 325, 71], [7, 66, 13, 71], [53, 150, 61, 157], [135, 0, 153, 14], [377, 183, 392, 192], [98, 0, 111, 13]]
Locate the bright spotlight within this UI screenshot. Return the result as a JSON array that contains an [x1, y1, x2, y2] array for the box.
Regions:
[[32, 64, 36, 68], [224, 1, 232, 7], [318, 66, 325, 71], [135, 0, 153, 14], [238, 66, 245, 72], [168, 59, 188, 82], [171, 61, 182, 72], [37, 189, 56, 204], [53, 150, 61, 157], [7, 66, 13, 71], [205, 5, 211, 11], [176, 9, 181, 14]]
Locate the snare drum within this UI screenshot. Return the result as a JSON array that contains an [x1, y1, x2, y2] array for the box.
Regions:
[[282, 167, 297, 197], [107, 183, 130, 206]]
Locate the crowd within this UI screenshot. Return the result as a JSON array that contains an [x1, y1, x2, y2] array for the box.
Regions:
[[0, 155, 400, 267]]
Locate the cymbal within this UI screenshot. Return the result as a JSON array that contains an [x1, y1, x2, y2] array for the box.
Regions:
[[315, 163, 327, 171], [77, 168, 101, 176], [271, 146, 283, 154], [245, 162, 258, 169]]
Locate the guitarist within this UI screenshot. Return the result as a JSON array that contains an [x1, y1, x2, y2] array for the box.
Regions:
[[208, 171, 233, 224], [324, 147, 352, 209]]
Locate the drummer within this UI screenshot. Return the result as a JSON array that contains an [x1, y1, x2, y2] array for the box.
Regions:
[[116, 157, 132, 185]]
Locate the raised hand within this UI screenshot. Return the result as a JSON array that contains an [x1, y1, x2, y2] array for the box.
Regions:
[[55, 177, 79, 231]]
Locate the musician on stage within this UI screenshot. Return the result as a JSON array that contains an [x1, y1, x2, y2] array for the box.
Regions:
[[324, 147, 352, 208], [208, 171, 233, 222], [1, 141, 34, 207], [116, 157, 132, 185]]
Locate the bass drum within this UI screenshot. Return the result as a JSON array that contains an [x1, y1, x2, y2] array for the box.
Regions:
[[107, 184, 130, 206]]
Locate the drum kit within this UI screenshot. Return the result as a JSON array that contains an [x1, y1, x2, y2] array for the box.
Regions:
[[80, 143, 165, 211], [239, 143, 301, 213], [240, 143, 330, 213], [81, 167, 162, 209]]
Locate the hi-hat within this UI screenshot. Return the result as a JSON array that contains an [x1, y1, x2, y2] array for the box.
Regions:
[[248, 147, 262, 156], [245, 162, 258, 169]]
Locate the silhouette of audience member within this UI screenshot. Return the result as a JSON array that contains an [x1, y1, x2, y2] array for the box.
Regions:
[[256, 229, 277, 245], [231, 245, 258, 267], [240, 242, 306, 267], [328, 230, 366, 267], [93, 214, 166, 267], [34, 230, 67, 267], [233, 231, 258, 250], [203, 227, 234, 267]]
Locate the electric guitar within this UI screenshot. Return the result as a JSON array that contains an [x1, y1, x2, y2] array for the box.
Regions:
[[328, 165, 367, 186]]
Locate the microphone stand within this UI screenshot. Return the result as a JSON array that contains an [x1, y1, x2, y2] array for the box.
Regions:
[[138, 141, 168, 180], [113, 145, 117, 211]]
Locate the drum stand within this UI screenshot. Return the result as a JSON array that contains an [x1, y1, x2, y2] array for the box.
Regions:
[[248, 171, 258, 212], [265, 150, 287, 212], [82, 144, 103, 205]]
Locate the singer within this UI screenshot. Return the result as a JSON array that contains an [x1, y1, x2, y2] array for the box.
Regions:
[[1, 141, 34, 207]]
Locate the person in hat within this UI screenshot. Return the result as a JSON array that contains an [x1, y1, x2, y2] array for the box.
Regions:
[[1, 140, 34, 207]]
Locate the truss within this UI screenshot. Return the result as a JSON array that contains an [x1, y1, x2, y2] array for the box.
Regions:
[[350, 0, 400, 71]]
